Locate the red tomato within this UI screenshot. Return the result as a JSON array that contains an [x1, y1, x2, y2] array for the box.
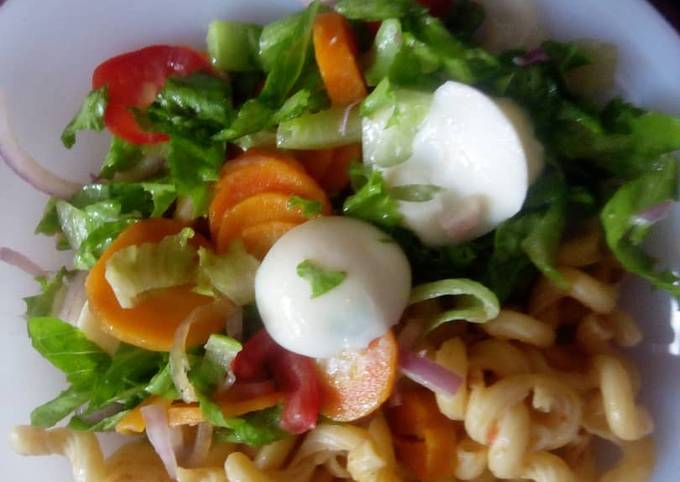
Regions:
[[232, 329, 320, 434], [274, 351, 320, 434], [92, 45, 211, 144], [416, 0, 453, 17]]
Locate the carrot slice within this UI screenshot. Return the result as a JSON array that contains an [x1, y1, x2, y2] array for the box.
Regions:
[[387, 388, 458, 481], [86, 219, 221, 352], [316, 331, 398, 422], [167, 391, 283, 427], [115, 396, 169, 434], [313, 12, 367, 106], [241, 221, 299, 259], [220, 148, 303, 177], [209, 156, 330, 238], [116, 392, 282, 433], [296, 149, 335, 185], [216, 193, 310, 253], [322, 143, 361, 194]]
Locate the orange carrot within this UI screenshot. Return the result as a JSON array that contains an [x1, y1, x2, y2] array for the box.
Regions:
[[241, 221, 299, 259], [115, 392, 282, 433], [316, 331, 398, 422], [209, 154, 330, 239], [216, 193, 312, 254], [86, 219, 221, 352], [322, 143, 362, 194], [313, 12, 367, 106], [387, 388, 458, 481]]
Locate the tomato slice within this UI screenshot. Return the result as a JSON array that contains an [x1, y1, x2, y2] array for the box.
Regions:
[[233, 329, 320, 434], [92, 45, 212, 144]]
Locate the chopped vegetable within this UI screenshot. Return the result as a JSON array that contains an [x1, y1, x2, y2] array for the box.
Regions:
[[277, 105, 362, 149], [91, 45, 212, 144], [313, 12, 367, 106], [207, 20, 262, 72], [316, 331, 398, 421], [104, 228, 197, 308], [61, 87, 108, 148], [86, 219, 221, 351], [296, 259, 347, 299], [195, 242, 260, 305], [409, 278, 500, 330]]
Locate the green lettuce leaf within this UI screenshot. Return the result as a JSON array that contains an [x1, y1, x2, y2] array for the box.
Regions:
[[343, 165, 403, 228], [167, 136, 225, 215], [207, 20, 263, 72], [214, 407, 288, 447], [24, 268, 71, 318], [100, 137, 145, 179], [61, 87, 108, 148], [144, 73, 233, 141], [335, 0, 412, 20], [30, 387, 89, 428], [28, 317, 111, 389], [104, 228, 197, 308], [601, 156, 680, 297], [287, 196, 322, 217], [195, 242, 260, 305]]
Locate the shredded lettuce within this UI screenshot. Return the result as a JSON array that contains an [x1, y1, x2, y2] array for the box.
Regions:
[[296, 260, 347, 299], [277, 105, 362, 149], [105, 228, 197, 309], [195, 242, 260, 306], [343, 165, 403, 228], [24, 268, 72, 318], [213, 407, 288, 447], [288, 196, 322, 217], [361, 83, 433, 167], [61, 86, 108, 148], [409, 279, 500, 331], [335, 0, 412, 21], [100, 137, 145, 179]]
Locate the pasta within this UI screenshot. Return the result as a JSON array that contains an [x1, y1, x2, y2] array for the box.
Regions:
[[11, 234, 656, 482]]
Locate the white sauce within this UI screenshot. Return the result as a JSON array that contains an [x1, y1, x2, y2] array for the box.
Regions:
[[369, 80, 544, 247], [255, 217, 411, 358]]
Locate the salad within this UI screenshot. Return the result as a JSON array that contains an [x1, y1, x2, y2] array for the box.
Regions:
[[2, 0, 680, 481]]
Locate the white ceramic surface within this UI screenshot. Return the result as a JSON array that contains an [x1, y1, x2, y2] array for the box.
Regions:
[[0, 0, 679, 480]]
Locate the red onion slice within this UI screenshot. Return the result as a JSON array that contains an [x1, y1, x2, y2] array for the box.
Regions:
[[141, 404, 184, 480], [58, 271, 88, 325], [513, 48, 550, 67], [339, 101, 360, 137], [186, 423, 213, 468], [0, 90, 82, 199], [634, 200, 673, 226], [399, 348, 462, 396], [0, 247, 47, 278]]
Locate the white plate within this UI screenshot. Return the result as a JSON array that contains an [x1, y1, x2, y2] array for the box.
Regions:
[[0, 0, 679, 480]]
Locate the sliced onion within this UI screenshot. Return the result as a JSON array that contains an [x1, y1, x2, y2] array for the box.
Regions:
[[399, 348, 462, 396], [77, 402, 125, 425], [0, 247, 47, 277], [58, 271, 88, 325], [513, 48, 550, 67], [170, 297, 239, 403], [186, 423, 213, 468], [439, 195, 484, 244], [141, 404, 184, 480], [634, 201, 673, 226], [173, 196, 196, 224], [226, 308, 244, 341], [339, 101, 360, 137], [0, 90, 81, 198]]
